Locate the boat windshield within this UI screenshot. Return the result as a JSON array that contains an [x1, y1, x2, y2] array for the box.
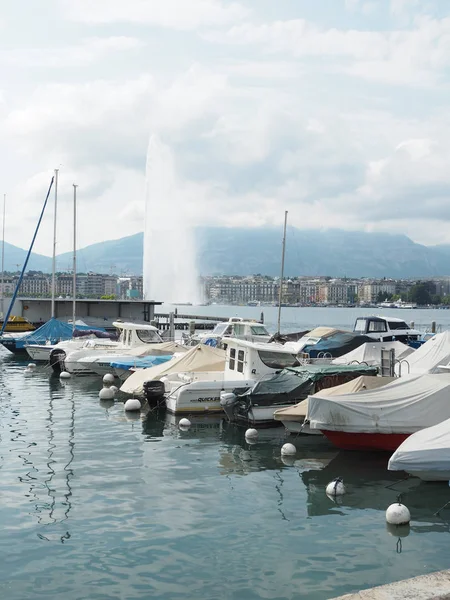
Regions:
[[354, 319, 367, 333], [250, 325, 270, 336], [211, 323, 232, 336], [387, 321, 409, 330], [258, 351, 299, 369], [136, 329, 162, 344]]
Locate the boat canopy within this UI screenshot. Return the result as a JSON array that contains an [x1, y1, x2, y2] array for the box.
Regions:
[[332, 341, 414, 366], [308, 374, 450, 434], [239, 363, 378, 407], [120, 344, 226, 396], [388, 418, 450, 473], [18, 318, 106, 345], [274, 375, 394, 422], [303, 331, 376, 358], [395, 331, 450, 375]]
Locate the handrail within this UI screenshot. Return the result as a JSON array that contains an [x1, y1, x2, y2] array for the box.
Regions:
[[396, 359, 410, 377]]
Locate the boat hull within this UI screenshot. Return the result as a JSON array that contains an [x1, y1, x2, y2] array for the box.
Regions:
[[25, 345, 54, 361], [279, 419, 323, 435], [403, 470, 450, 482], [322, 430, 410, 452]]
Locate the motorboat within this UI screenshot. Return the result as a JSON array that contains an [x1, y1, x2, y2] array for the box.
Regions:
[[273, 375, 395, 434], [25, 327, 116, 362], [332, 341, 414, 367], [396, 330, 450, 376], [50, 321, 163, 375], [307, 374, 450, 452], [353, 315, 421, 344], [165, 338, 302, 415], [0, 316, 35, 333], [222, 364, 379, 428], [388, 418, 450, 481], [186, 317, 272, 347], [77, 341, 187, 377]]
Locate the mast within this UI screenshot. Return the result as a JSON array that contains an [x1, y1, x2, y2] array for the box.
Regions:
[[51, 168, 59, 319], [277, 210, 288, 335], [72, 184, 77, 333], [1, 193, 5, 318]]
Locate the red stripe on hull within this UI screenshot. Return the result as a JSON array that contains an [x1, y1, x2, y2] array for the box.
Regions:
[[322, 430, 410, 452]]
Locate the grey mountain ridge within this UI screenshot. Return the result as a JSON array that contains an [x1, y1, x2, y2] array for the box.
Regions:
[[3, 228, 450, 279]]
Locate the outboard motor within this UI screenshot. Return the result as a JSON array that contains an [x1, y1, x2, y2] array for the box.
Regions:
[[143, 380, 166, 407], [220, 391, 238, 422], [49, 348, 66, 374]]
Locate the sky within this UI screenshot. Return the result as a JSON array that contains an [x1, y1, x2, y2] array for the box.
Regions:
[[1, 0, 450, 255]]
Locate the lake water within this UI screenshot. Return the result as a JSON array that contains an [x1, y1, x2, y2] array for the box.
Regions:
[[2, 306, 450, 600]]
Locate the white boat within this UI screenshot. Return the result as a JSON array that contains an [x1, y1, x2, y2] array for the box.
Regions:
[[273, 375, 395, 434], [396, 330, 450, 376], [332, 340, 414, 367], [187, 317, 272, 346], [51, 321, 163, 375], [26, 340, 58, 361], [388, 418, 450, 481], [353, 315, 421, 344], [165, 337, 300, 415]]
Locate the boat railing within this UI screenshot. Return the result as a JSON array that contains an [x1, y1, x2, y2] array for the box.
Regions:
[[396, 359, 410, 377]]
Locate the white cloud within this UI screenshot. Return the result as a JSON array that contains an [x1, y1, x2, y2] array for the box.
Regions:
[[63, 0, 249, 30]]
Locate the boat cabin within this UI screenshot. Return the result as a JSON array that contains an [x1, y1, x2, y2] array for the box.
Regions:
[[224, 338, 299, 380], [353, 316, 421, 343], [199, 318, 271, 345], [113, 321, 163, 348]]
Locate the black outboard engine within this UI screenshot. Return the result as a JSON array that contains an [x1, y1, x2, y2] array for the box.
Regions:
[[49, 348, 66, 374], [220, 392, 238, 422], [143, 380, 166, 407]]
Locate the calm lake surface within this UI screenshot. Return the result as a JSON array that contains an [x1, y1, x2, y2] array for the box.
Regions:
[[2, 306, 450, 600]]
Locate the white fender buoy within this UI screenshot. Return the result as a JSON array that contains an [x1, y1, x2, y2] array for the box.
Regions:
[[27, 363, 37, 369], [386, 501, 411, 526], [99, 387, 115, 400], [124, 398, 141, 412], [281, 443, 296, 456], [179, 418, 191, 430], [103, 373, 115, 385], [24, 368, 33, 375], [110, 385, 118, 394], [326, 478, 346, 496], [60, 371, 71, 379], [245, 428, 258, 439]]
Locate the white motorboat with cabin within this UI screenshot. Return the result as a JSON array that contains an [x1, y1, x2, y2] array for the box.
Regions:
[[187, 317, 272, 346], [50, 321, 163, 375], [353, 315, 421, 344]]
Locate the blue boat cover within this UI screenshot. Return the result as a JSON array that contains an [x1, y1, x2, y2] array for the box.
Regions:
[[18, 318, 106, 347], [110, 355, 172, 371]]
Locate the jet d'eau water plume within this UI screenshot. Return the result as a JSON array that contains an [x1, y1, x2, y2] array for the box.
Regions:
[[143, 136, 200, 303]]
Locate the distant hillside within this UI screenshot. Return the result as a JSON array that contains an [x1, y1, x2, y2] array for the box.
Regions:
[[3, 228, 450, 278]]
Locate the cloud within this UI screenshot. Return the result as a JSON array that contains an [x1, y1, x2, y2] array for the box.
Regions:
[[62, 0, 249, 30]]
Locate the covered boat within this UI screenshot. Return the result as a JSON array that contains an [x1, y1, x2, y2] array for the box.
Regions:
[[222, 363, 378, 427], [332, 341, 413, 367], [300, 330, 376, 358], [396, 331, 450, 376], [110, 354, 173, 381], [274, 375, 395, 433], [308, 374, 450, 452], [388, 418, 450, 481]]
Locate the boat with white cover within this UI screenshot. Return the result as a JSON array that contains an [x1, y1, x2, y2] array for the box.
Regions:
[[50, 321, 163, 375], [307, 373, 450, 452], [332, 341, 414, 367], [395, 330, 450, 376], [388, 418, 450, 481]]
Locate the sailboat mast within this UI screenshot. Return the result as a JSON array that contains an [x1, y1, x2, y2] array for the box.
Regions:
[[72, 184, 77, 333], [277, 210, 288, 335], [51, 168, 59, 319], [1, 193, 5, 318]]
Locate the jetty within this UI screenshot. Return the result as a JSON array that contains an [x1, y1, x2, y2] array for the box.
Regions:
[[331, 569, 450, 600]]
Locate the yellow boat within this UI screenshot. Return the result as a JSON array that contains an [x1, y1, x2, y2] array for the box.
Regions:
[[0, 316, 36, 333]]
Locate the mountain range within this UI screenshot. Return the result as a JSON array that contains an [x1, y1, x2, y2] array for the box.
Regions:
[[3, 228, 450, 278]]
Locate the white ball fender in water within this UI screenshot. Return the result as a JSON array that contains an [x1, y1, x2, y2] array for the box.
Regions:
[[386, 502, 411, 526], [60, 371, 71, 379], [124, 399, 141, 412], [179, 418, 192, 429], [99, 387, 115, 400], [28, 363, 37, 369], [281, 443, 296, 456], [245, 428, 258, 439], [326, 478, 346, 496], [103, 373, 115, 385]]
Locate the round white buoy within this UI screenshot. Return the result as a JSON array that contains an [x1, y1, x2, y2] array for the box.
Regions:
[[179, 418, 192, 429], [60, 371, 72, 379], [110, 385, 118, 394], [326, 478, 346, 496], [386, 502, 411, 526], [281, 443, 296, 456], [27, 363, 37, 369], [245, 428, 258, 439], [124, 398, 141, 412], [103, 373, 115, 385], [24, 368, 33, 375], [99, 387, 115, 400]]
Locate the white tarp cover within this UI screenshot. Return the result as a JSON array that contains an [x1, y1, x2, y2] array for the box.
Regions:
[[120, 344, 226, 396], [332, 341, 413, 366], [308, 373, 450, 434], [274, 376, 394, 421], [388, 417, 450, 473], [124, 341, 188, 357], [396, 331, 450, 376]]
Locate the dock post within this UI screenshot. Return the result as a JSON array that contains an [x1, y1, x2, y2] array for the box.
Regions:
[[169, 312, 175, 341], [189, 320, 195, 336], [260, 311, 264, 324], [432, 320, 436, 333]]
